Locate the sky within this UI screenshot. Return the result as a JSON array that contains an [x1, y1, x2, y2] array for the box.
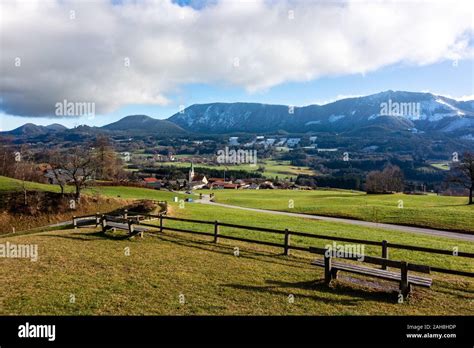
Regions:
[[0, 0, 473, 131]]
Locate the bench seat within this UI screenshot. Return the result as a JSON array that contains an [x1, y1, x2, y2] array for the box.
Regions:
[[105, 221, 148, 232], [312, 258, 432, 288]]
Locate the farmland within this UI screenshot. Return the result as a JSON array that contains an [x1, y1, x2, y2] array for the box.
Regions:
[[0, 176, 472, 315], [206, 189, 474, 233], [153, 159, 315, 179], [0, 221, 472, 315]]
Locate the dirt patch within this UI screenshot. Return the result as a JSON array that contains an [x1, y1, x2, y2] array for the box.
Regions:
[[0, 190, 131, 234]]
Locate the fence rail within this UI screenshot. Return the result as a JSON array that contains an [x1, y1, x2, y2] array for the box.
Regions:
[[73, 212, 474, 278]]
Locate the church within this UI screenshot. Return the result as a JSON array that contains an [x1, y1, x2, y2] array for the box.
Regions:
[[188, 163, 208, 190]]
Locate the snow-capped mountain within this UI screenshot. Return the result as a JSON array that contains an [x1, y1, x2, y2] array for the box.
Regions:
[[169, 91, 474, 134], [3, 91, 474, 139]]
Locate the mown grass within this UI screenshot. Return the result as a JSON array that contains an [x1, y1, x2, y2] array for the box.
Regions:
[[162, 202, 474, 273], [0, 226, 472, 315], [0, 177, 472, 315], [204, 189, 474, 233], [84, 185, 185, 201]]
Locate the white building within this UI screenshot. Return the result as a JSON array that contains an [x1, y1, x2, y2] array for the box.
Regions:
[[286, 138, 301, 147], [229, 137, 239, 146]]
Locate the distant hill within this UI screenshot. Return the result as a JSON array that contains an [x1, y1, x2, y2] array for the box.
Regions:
[[45, 123, 68, 132], [102, 115, 187, 135], [4, 123, 68, 136], [2, 91, 474, 141]]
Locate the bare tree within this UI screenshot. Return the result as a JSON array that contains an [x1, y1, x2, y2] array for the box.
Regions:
[[47, 149, 68, 196], [91, 135, 125, 181], [12, 146, 41, 205], [0, 145, 15, 177], [63, 147, 97, 201], [383, 164, 405, 192], [448, 152, 474, 205], [365, 165, 405, 194], [365, 170, 384, 194]]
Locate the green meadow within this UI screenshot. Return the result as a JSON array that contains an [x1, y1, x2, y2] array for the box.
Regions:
[[155, 159, 315, 179], [0, 175, 472, 315], [0, 212, 472, 315], [205, 189, 474, 233]]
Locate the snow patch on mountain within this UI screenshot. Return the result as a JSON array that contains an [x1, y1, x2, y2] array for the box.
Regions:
[[329, 115, 345, 122], [441, 117, 474, 132]]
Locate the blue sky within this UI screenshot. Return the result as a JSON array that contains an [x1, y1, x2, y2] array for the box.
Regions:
[[1, 0, 473, 131]]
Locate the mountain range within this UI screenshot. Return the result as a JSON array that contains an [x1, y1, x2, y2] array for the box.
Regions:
[[2, 91, 474, 139]]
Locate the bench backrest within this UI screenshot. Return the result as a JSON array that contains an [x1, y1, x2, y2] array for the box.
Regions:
[[104, 215, 129, 223], [309, 246, 430, 274]]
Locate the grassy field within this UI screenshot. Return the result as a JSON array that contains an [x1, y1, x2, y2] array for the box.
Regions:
[[0, 176, 185, 202], [156, 159, 315, 179], [164, 202, 474, 271], [0, 175, 65, 193], [430, 162, 450, 171], [0, 224, 472, 315], [0, 176, 472, 315], [0, 176, 130, 234], [85, 185, 184, 201], [1, 175, 472, 233], [204, 189, 474, 233]]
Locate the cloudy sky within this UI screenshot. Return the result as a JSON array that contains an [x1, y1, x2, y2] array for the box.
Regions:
[[0, 0, 473, 130]]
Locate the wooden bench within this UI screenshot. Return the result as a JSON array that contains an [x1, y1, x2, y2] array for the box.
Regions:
[[101, 216, 148, 238], [309, 246, 432, 299]]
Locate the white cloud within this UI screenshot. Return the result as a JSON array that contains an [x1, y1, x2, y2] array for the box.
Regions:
[[0, 0, 473, 117]]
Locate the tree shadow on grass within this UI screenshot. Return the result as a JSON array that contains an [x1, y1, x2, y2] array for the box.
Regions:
[[222, 277, 398, 305], [430, 279, 474, 300], [222, 280, 360, 305], [43, 230, 131, 241], [44, 227, 310, 271], [150, 232, 315, 270]]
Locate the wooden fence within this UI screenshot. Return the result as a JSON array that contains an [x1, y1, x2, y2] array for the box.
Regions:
[[73, 211, 474, 278]]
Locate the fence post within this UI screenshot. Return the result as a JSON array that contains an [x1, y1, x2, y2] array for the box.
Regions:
[[159, 215, 163, 233], [400, 261, 410, 299], [101, 215, 107, 233], [324, 254, 332, 284], [124, 209, 128, 219], [284, 228, 290, 256], [73, 216, 77, 229], [95, 212, 100, 227], [381, 240, 388, 270], [128, 219, 134, 235], [214, 220, 219, 243]]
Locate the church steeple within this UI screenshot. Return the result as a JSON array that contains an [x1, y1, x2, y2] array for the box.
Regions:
[[189, 162, 195, 183]]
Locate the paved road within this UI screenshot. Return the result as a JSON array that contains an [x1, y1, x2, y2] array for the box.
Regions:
[[198, 198, 474, 242]]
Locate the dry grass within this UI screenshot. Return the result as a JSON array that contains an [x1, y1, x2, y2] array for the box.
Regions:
[[0, 227, 472, 315], [0, 195, 130, 235]]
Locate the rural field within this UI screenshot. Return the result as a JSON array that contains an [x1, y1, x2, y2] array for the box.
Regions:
[[0, 217, 472, 315], [155, 159, 315, 179], [0, 178, 473, 315], [205, 189, 474, 234]]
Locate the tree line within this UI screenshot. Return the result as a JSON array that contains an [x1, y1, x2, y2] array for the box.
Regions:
[[0, 135, 126, 202]]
